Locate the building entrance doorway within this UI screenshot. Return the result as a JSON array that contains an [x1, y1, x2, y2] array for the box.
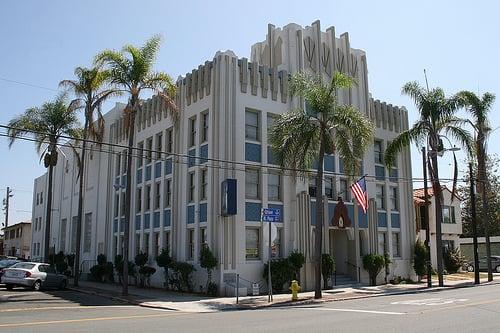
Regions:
[[329, 228, 356, 280]]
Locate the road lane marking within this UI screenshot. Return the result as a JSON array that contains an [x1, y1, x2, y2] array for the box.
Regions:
[[391, 298, 469, 306], [416, 298, 500, 314], [0, 312, 186, 328], [295, 307, 405, 315], [0, 305, 134, 313]]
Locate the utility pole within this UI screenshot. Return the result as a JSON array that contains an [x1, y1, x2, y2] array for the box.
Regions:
[[422, 148, 432, 288], [469, 163, 480, 284], [2, 187, 13, 229]]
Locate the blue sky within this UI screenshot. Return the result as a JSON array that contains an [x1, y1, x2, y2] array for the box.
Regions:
[[1, 0, 499, 226]]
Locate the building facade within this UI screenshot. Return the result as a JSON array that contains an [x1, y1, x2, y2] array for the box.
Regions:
[[31, 21, 415, 292], [3, 221, 31, 259], [414, 186, 463, 268]]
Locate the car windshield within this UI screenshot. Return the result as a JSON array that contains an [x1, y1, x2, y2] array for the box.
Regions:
[[10, 263, 35, 270], [0, 260, 18, 268]]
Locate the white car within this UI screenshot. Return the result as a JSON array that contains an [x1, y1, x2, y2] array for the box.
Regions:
[[1, 262, 67, 291]]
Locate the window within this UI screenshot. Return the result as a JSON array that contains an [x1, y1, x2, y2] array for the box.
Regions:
[[189, 117, 197, 147], [443, 240, 455, 251], [154, 182, 161, 210], [71, 216, 78, 252], [188, 172, 195, 202], [374, 140, 383, 164], [156, 132, 163, 159], [267, 113, 277, 134], [153, 232, 160, 257], [146, 137, 153, 164], [187, 229, 195, 260], [114, 194, 119, 218], [390, 187, 398, 211], [121, 150, 127, 174], [272, 228, 282, 258], [376, 185, 385, 210], [200, 169, 208, 201], [40, 192, 43, 204], [378, 232, 387, 255], [144, 233, 150, 256], [120, 193, 126, 216], [137, 141, 144, 168], [60, 218, 67, 252], [325, 177, 334, 199], [201, 112, 209, 143], [36, 193, 39, 205], [268, 171, 281, 201], [145, 185, 151, 211], [116, 153, 121, 176], [309, 177, 317, 197], [164, 231, 170, 251], [392, 232, 400, 257], [246, 228, 260, 260], [200, 228, 207, 248], [245, 169, 260, 199], [443, 206, 456, 224], [83, 213, 92, 253], [136, 188, 142, 213], [245, 110, 259, 141], [165, 128, 173, 153], [339, 179, 350, 201], [135, 233, 141, 256], [164, 179, 171, 207]]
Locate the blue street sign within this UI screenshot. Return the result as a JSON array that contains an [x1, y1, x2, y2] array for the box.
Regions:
[[261, 208, 281, 222]]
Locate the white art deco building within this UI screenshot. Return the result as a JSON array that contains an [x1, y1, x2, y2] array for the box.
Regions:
[[31, 21, 415, 293]]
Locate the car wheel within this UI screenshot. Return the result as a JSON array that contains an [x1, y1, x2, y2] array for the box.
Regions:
[[496, 266, 500, 273], [33, 280, 42, 291], [467, 265, 474, 272], [5, 284, 14, 291], [59, 280, 67, 290]]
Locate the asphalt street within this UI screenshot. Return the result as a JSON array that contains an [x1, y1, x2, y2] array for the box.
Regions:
[[1, 283, 500, 332]]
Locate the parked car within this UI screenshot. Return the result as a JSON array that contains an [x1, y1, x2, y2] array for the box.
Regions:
[[1, 262, 68, 291], [466, 256, 500, 273], [0, 259, 21, 279]]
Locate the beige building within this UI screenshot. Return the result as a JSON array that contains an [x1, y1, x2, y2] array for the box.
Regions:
[[3, 221, 32, 259], [414, 186, 462, 268]]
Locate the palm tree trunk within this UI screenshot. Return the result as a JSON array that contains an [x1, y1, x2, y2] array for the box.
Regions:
[[430, 154, 444, 287], [477, 142, 493, 281], [74, 113, 89, 287], [44, 154, 55, 263], [122, 100, 137, 296], [314, 136, 325, 299]]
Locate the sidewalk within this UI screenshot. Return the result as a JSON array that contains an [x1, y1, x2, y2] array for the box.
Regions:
[[68, 274, 500, 313]]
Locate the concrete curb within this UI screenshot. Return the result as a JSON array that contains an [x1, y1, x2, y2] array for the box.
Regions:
[[68, 280, 500, 313]]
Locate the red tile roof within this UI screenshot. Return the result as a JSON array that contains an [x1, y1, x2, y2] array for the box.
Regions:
[[413, 185, 461, 205]]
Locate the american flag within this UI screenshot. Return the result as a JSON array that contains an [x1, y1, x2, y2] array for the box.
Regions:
[[350, 177, 368, 214]]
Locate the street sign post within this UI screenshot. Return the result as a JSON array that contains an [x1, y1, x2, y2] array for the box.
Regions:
[[261, 208, 280, 303]]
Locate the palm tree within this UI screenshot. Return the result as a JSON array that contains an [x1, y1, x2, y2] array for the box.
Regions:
[[385, 81, 472, 287], [457, 91, 496, 281], [7, 93, 81, 263], [60, 66, 120, 287], [269, 71, 373, 299], [95, 35, 177, 295]]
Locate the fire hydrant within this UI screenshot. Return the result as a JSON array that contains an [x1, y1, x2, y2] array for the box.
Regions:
[[289, 280, 301, 301]]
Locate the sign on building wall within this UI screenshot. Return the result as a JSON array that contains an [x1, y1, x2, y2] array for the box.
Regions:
[[221, 179, 237, 216]]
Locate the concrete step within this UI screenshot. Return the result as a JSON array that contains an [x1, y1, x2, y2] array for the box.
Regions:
[[332, 274, 358, 287]]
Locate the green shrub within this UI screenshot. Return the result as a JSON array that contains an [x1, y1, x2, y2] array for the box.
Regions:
[[207, 281, 218, 296], [263, 258, 294, 292], [321, 254, 336, 289], [200, 245, 218, 293], [363, 254, 385, 286], [90, 264, 106, 282], [170, 261, 196, 292], [55, 261, 68, 274], [134, 252, 148, 267], [443, 248, 466, 274], [97, 254, 107, 266], [156, 248, 173, 289], [413, 239, 428, 280], [114, 255, 136, 283], [288, 250, 305, 281]]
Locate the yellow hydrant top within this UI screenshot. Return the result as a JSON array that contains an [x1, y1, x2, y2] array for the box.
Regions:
[[290, 280, 301, 301]]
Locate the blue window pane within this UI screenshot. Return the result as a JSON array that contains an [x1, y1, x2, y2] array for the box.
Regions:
[[359, 207, 368, 228], [391, 213, 400, 228], [188, 149, 196, 167], [339, 158, 345, 174], [144, 213, 150, 229], [389, 168, 398, 182], [328, 203, 336, 226], [164, 209, 171, 227], [245, 143, 261, 162], [120, 218, 125, 232], [310, 201, 316, 225], [325, 155, 335, 172], [347, 204, 354, 222], [267, 146, 277, 165], [113, 218, 118, 233], [154, 211, 160, 228], [187, 205, 195, 224], [154, 162, 162, 179], [245, 202, 262, 221], [145, 165, 152, 181], [200, 144, 208, 164], [165, 158, 172, 175], [375, 165, 385, 181], [135, 215, 141, 230], [268, 204, 283, 222], [136, 168, 143, 184], [378, 212, 387, 227], [199, 203, 207, 223]]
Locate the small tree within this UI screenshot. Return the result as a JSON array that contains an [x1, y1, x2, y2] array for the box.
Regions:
[[363, 254, 385, 286], [443, 248, 466, 274], [135, 252, 149, 287], [263, 258, 294, 292], [321, 254, 336, 289], [156, 248, 173, 289], [288, 250, 305, 282], [170, 261, 196, 292], [413, 239, 428, 281], [199, 245, 218, 294]]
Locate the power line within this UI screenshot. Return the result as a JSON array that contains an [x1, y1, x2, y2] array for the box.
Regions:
[[0, 124, 473, 184], [0, 76, 60, 92]]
